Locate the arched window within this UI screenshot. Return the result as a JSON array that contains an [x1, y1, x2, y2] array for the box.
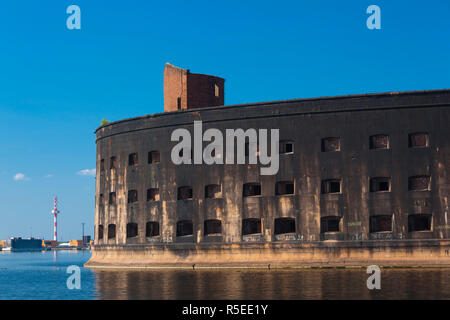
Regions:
[[320, 216, 341, 233], [148, 151, 160, 164], [242, 218, 261, 235], [128, 153, 138, 166], [108, 224, 116, 239], [370, 135, 390, 149], [369, 216, 392, 233], [204, 219, 222, 235], [146, 222, 160, 237], [243, 183, 261, 197], [321, 137, 340, 152], [126, 223, 138, 238], [176, 220, 193, 237], [98, 225, 104, 240], [274, 218, 296, 235], [178, 186, 193, 200], [408, 214, 431, 232], [147, 188, 160, 202], [275, 181, 294, 195], [205, 184, 221, 198], [128, 190, 138, 203], [408, 176, 430, 191]]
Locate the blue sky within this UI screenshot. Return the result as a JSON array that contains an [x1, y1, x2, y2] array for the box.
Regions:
[[0, 0, 449, 241]]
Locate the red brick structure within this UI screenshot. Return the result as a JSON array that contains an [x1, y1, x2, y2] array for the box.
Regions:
[[163, 63, 225, 112]]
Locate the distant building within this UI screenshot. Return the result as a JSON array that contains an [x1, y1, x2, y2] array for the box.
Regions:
[[8, 237, 42, 252], [82, 235, 91, 245], [42, 240, 58, 247], [69, 240, 84, 247]]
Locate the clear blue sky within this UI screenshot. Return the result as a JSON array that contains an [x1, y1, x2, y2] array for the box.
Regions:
[[0, 0, 449, 241]]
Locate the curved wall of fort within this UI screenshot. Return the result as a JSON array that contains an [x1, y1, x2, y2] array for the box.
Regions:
[[86, 67, 450, 267]]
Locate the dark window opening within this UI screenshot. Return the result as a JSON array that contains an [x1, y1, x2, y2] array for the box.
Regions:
[[279, 141, 294, 154], [204, 219, 222, 235], [110, 156, 117, 169], [408, 176, 430, 191], [177, 97, 181, 110], [322, 137, 341, 152], [148, 151, 160, 164], [409, 133, 429, 148], [205, 184, 221, 198], [275, 181, 294, 195], [242, 218, 262, 235], [178, 186, 193, 200], [109, 192, 116, 205], [128, 153, 138, 166], [274, 218, 296, 235], [98, 225, 104, 240], [243, 183, 261, 197], [177, 220, 193, 237], [100, 159, 105, 171], [320, 216, 341, 233], [99, 194, 104, 206], [370, 215, 392, 233], [128, 190, 138, 203], [107, 224, 116, 239], [370, 135, 390, 149], [321, 180, 341, 194], [147, 188, 160, 202], [408, 214, 431, 232], [146, 222, 159, 237], [370, 177, 391, 192], [126, 223, 138, 238]]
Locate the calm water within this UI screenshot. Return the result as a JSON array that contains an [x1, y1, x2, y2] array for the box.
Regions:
[[0, 251, 449, 299]]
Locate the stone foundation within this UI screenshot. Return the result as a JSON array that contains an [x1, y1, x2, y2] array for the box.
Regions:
[[85, 240, 450, 268]]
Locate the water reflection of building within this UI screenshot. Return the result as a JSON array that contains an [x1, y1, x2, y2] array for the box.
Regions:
[[93, 269, 450, 299]]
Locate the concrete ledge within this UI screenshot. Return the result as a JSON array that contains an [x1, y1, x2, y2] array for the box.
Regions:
[[85, 239, 450, 269]]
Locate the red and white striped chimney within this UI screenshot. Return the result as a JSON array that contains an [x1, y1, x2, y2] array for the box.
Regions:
[[51, 197, 60, 241]]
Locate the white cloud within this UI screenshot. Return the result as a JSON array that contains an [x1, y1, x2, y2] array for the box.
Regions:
[[77, 169, 96, 176], [44, 174, 53, 178], [14, 173, 30, 181]]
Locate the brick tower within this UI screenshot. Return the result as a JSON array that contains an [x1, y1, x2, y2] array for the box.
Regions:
[[163, 63, 225, 112]]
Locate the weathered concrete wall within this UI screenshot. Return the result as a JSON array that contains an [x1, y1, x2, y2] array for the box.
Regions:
[[89, 89, 450, 267], [86, 240, 450, 268]]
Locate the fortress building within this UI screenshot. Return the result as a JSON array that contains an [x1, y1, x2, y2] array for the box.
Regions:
[[86, 64, 450, 268]]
